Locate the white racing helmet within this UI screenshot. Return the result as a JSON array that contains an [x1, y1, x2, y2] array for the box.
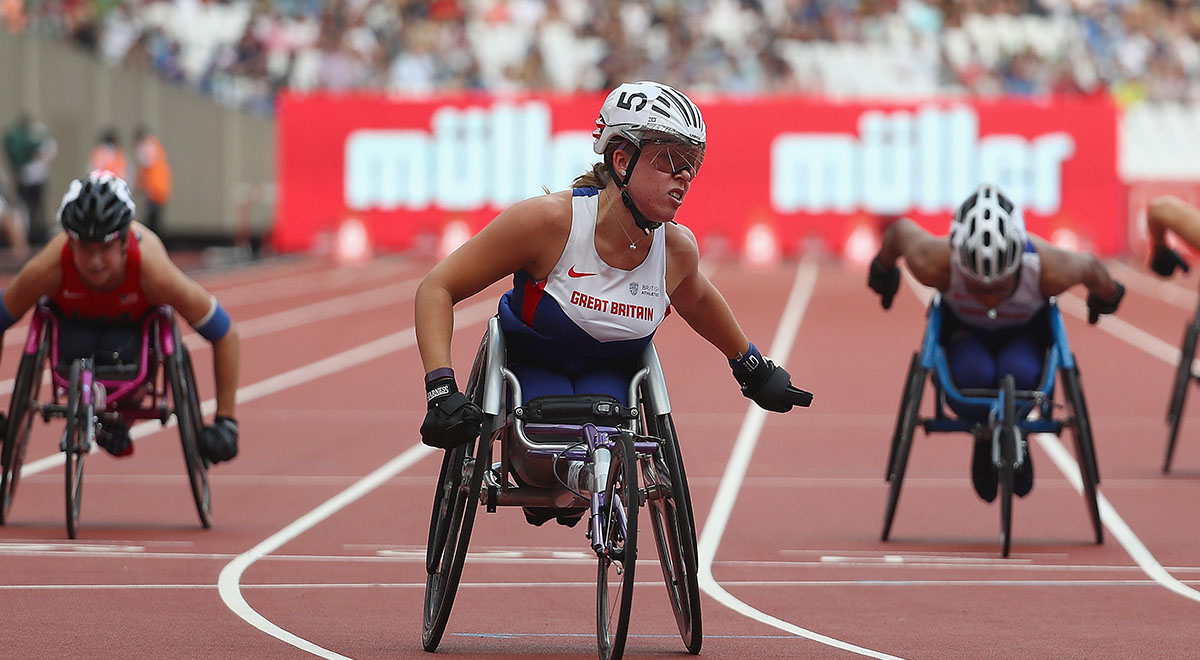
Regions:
[[949, 183, 1027, 288], [592, 81, 706, 155]]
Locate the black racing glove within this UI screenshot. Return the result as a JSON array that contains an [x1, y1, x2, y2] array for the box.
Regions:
[[200, 416, 239, 463], [868, 255, 901, 310], [420, 370, 482, 449], [729, 343, 813, 413], [1087, 281, 1125, 325], [1151, 245, 1190, 277]]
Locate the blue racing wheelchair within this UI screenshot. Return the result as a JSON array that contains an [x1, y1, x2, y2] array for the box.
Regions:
[[422, 317, 701, 660], [881, 294, 1102, 557]]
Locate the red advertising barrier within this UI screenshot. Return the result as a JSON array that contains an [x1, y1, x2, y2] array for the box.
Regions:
[[275, 93, 1121, 257]]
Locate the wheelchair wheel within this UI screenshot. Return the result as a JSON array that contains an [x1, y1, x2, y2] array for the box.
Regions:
[[882, 352, 926, 541], [597, 430, 638, 660], [0, 328, 50, 524], [63, 359, 93, 540], [421, 427, 489, 652], [166, 319, 211, 529], [1165, 317, 1199, 473], [998, 376, 1017, 558], [1062, 363, 1103, 545], [640, 413, 702, 654]]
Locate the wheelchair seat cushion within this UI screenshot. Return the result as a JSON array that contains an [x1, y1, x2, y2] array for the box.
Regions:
[[515, 394, 635, 425]]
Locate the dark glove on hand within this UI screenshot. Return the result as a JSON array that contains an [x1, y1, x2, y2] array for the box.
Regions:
[[868, 256, 901, 310], [1087, 281, 1125, 325], [200, 416, 239, 463], [420, 372, 482, 449], [1151, 245, 1190, 277], [729, 343, 814, 413]]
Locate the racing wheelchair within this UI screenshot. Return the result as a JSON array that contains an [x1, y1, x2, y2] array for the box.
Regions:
[[0, 300, 210, 539], [1165, 295, 1200, 473], [423, 317, 702, 660], [881, 295, 1102, 557]]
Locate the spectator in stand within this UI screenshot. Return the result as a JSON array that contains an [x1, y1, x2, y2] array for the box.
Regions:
[[2, 113, 57, 245], [133, 126, 172, 237], [0, 169, 30, 262], [88, 128, 127, 180]]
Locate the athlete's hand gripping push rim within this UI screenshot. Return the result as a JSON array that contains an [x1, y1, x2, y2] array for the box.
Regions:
[[420, 367, 482, 449]]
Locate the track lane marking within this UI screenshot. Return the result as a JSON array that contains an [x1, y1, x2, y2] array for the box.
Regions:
[[697, 260, 906, 660], [214, 300, 494, 658]]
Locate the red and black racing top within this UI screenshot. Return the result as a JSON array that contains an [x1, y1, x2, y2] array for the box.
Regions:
[[53, 234, 152, 323]]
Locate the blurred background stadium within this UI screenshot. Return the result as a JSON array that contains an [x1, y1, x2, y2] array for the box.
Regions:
[[2, 0, 1199, 263]]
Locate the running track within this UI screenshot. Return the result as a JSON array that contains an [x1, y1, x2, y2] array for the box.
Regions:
[[2, 255, 1200, 659]]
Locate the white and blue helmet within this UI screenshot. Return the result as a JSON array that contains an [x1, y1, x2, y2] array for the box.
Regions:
[[949, 183, 1027, 287]]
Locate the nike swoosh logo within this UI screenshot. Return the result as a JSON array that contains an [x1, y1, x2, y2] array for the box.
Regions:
[[568, 266, 597, 278]]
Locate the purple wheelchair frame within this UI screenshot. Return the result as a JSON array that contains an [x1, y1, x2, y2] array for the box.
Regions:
[[30, 302, 180, 423]]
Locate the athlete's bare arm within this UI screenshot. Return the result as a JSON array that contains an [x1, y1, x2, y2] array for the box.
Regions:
[[415, 193, 571, 373], [876, 218, 952, 290], [138, 225, 240, 418], [1147, 196, 1200, 252], [0, 235, 66, 365], [666, 223, 749, 359], [1030, 235, 1120, 299]]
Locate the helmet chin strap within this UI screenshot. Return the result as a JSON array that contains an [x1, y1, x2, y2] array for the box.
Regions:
[[611, 147, 674, 234]]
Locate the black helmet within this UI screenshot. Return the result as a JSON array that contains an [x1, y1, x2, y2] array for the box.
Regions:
[[58, 170, 136, 243]]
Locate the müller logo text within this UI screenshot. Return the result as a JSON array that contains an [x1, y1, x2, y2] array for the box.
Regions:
[[770, 105, 1075, 215]]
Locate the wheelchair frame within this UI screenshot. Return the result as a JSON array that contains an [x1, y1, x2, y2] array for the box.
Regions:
[[422, 316, 702, 660], [1165, 292, 1200, 472], [0, 301, 210, 538], [882, 294, 1102, 557]]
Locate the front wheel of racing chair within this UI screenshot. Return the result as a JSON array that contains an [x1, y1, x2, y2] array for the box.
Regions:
[[997, 375, 1019, 558], [0, 316, 51, 525], [422, 331, 493, 653], [1165, 312, 1200, 473], [63, 358, 96, 539], [639, 409, 702, 654], [164, 313, 211, 529], [881, 351, 927, 542], [596, 430, 638, 660], [1061, 362, 1103, 545]]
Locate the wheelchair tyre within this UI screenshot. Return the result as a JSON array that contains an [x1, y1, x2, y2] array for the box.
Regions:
[[1165, 318, 1199, 473], [167, 319, 211, 529], [421, 427, 489, 652], [1062, 363, 1103, 545], [882, 352, 926, 542], [640, 413, 702, 654], [64, 359, 92, 540], [998, 376, 1017, 558], [597, 430, 638, 660], [0, 328, 50, 524]]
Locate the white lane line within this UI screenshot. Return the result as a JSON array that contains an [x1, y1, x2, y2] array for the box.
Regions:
[[901, 272, 1200, 603], [215, 300, 495, 658], [1034, 432, 1200, 603], [13, 578, 1200, 591], [697, 260, 905, 660], [1107, 261, 1197, 310], [1, 275, 421, 397], [218, 445, 434, 660], [17, 297, 493, 478]]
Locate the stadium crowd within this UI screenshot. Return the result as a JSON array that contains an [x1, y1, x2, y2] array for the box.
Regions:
[[3, 0, 1198, 113]]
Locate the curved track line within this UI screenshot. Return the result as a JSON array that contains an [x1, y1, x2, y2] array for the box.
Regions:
[[1033, 432, 1200, 603], [900, 270, 1200, 603], [697, 261, 905, 660], [217, 444, 435, 660]]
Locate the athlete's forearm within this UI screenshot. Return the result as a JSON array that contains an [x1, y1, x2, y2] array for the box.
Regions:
[[212, 327, 240, 418], [415, 278, 456, 374]]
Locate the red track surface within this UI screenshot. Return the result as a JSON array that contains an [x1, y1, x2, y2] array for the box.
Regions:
[[2, 255, 1200, 659]]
